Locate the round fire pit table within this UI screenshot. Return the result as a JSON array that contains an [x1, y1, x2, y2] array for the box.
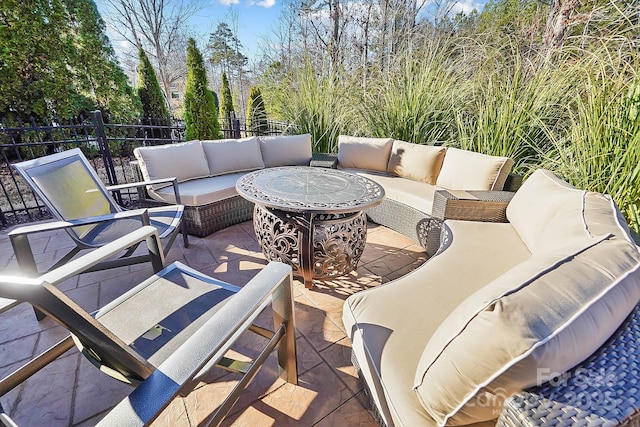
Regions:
[[236, 166, 385, 288]]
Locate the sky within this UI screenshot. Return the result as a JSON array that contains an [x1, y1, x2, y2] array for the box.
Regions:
[[190, 0, 283, 60]]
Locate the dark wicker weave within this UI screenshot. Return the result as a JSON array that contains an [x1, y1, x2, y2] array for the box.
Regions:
[[497, 302, 640, 427], [182, 196, 254, 237]]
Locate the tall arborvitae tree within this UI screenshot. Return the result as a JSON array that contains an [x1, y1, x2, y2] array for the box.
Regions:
[[137, 47, 170, 120], [247, 86, 268, 135], [219, 72, 234, 126], [184, 38, 220, 140], [63, 0, 140, 120]]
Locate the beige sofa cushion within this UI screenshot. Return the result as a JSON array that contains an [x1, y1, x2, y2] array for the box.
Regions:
[[259, 134, 312, 167], [149, 172, 247, 206], [344, 169, 438, 214], [337, 135, 393, 172], [343, 220, 531, 426], [134, 141, 209, 189], [435, 147, 513, 190], [507, 169, 634, 253], [202, 137, 264, 176], [386, 140, 446, 185], [413, 235, 640, 425]]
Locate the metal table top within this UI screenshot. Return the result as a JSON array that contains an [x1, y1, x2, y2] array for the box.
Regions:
[[236, 166, 385, 214]]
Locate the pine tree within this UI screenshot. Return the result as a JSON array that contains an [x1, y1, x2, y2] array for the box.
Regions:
[[247, 86, 268, 136], [137, 47, 170, 120], [184, 38, 220, 140], [219, 72, 234, 127]]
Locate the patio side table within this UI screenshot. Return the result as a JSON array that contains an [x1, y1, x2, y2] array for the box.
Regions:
[[236, 167, 385, 288]]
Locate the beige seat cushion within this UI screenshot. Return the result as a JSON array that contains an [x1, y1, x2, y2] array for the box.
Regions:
[[337, 135, 394, 173], [259, 134, 312, 167], [202, 137, 264, 176], [343, 169, 438, 214], [343, 220, 530, 426], [507, 169, 635, 253], [134, 141, 209, 189], [149, 173, 247, 206], [435, 147, 513, 191], [413, 235, 640, 425], [387, 140, 446, 185]]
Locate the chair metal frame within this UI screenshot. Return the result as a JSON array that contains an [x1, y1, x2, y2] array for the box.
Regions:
[[10, 148, 188, 278], [0, 226, 297, 426]]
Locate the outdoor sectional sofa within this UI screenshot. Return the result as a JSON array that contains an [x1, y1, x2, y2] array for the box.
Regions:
[[343, 168, 640, 426], [133, 134, 518, 245]]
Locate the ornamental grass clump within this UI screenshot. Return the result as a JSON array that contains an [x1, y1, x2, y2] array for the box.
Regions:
[[358, 38, 461, 145], [538, 49, 640, 233], [269, 61, 354, 153]]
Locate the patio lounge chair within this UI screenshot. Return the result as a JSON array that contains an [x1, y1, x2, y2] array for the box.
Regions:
[[0, 226, 297, 426], [10, 148, 188, 280]]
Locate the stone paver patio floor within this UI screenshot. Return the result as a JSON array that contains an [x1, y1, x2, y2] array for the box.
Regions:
[[0, 220, 427, 426]]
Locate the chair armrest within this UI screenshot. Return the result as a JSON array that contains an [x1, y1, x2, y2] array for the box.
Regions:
[[8, 210, 155, 277], [99, 262, 296, 426], [40, 226, 164, 285], [106, 177, 182, 205], [8, 209, 153, 238], [432, 190, 514, 223], [497, 302, 640, 427], [310, 153, 338, 169], [106, 177, 177, 191]]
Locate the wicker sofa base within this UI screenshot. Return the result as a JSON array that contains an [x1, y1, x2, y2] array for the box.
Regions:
[[183, 196, 254, 237]]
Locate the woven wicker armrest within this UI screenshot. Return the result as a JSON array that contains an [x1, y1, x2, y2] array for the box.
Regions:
[[497, 303, 640, 427], [432, 190, 514, 223], [310, 153, 338, 168]]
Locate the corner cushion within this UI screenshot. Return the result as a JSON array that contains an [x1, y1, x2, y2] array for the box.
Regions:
[[338, 135, 394, 173], [506, 169, 635, 254], [413, 235, 640, 425], [386, 140, 446, 185], [201, 137, 264, 176], [134, 141, 209, 189], [259, 134, 312, 167], [435, 147, 513, 191]]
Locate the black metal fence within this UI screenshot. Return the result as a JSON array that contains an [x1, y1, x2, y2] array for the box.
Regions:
[[0, 111, 292, 228]]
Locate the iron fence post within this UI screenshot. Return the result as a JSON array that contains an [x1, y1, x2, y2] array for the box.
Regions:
[[91, 111, 122, 204]]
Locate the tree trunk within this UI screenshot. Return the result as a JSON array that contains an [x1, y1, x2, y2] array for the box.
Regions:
[[543, 0, 581, 50]]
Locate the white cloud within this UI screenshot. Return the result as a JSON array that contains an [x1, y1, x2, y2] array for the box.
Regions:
[[450, 0, 481, 15], [249, 0, 276, 7], [219, 0, 240, 5]]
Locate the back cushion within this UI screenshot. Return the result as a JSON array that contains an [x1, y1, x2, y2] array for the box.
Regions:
[[337, 135, 393, 172], [435, 147, 513, 190], [259, 134, 312, 167], [386, 140, 446, 185], [413, 235, 640, 425], [202, 137, 264, 176], [507, 169, 634, 253], [134, 141, 209, 188]]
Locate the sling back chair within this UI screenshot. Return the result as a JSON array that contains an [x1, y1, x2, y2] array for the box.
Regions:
[[0, 226, 297, 426], [11, 148, 188, 279]]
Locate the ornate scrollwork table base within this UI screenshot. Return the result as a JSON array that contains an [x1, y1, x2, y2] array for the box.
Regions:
[[253, 205, 368, 287]]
